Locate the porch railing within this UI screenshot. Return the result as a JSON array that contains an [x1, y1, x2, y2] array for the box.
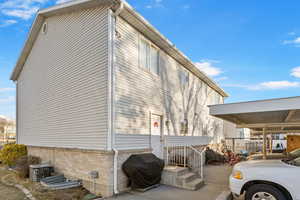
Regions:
[[164, 144, 205, 179]]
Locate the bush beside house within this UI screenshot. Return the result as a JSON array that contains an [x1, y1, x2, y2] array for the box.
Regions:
[[0, 144, 42, 178], [0, 144, 27, 166]]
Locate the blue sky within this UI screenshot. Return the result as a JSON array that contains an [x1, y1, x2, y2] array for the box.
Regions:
[[1, 0, 300, 119]]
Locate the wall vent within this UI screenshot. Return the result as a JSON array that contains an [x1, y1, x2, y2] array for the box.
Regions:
[[42, 22, 48, 34]]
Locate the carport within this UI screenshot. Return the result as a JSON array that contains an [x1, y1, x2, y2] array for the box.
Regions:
[[209, 96, 300, 159]]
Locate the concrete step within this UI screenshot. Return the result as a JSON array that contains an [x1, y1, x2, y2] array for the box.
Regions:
[[163, 166, 189, 176], [162, 166, 204, 191], [185, 178, 205, 190], [178, 172, 197, 183]]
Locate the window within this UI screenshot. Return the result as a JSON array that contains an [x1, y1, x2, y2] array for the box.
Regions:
[[139, 38, 159, 75], [140, 39, 149, 69], [150, 47, 159, 75], [179, 69, 189, 85]]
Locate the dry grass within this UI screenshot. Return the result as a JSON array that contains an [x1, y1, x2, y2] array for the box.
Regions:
[[0, 166, 26, 200], [0, 165, 90, 200]]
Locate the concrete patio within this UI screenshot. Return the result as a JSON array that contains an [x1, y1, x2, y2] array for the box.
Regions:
[[105, 164, 233, 200]]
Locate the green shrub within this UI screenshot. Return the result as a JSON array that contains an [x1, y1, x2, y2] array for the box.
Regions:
[[0, 144, 27, 166]]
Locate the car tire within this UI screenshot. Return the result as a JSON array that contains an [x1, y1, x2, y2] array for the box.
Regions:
[[245, 184, 287, 200]]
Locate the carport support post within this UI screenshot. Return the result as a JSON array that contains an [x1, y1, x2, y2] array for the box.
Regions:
[[263, 127, 267, 160], [269, 136, 273, 153]]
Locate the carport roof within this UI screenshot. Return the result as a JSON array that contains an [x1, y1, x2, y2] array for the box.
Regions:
[[208, 96, 300, 134]]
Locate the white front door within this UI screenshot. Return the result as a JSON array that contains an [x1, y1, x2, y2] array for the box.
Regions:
[[150, 113, 163, 158]]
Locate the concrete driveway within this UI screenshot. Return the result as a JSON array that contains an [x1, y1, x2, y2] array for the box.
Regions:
[[106, 164, 233, 200]]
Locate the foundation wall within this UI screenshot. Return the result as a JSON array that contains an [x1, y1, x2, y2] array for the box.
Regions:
[[28, 146, 150, 197]]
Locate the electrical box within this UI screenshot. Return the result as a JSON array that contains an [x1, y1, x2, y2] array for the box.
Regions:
[[29, 164, 54, 182], [89, 171, 99, 179]]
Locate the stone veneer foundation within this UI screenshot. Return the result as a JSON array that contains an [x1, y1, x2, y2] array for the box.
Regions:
[[27, 146, 151, 197]]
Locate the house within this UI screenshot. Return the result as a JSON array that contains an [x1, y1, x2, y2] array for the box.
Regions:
[[0, 116, 16, 144], [10, 0, 228, 197]]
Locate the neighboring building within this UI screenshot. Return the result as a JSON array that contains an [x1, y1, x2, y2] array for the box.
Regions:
[[238, 128, 251, 139], [223, 121, 252, 153], [224, 121, 250, 139], [10, 0, 228, 197], [271, 133, 285, 140], [0, 116, 16, 144]]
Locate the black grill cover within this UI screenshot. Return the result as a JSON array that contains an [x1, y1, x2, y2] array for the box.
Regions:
[[122, 153, 164, 189]]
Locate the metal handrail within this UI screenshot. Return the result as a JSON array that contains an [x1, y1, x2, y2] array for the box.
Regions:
[[188, 146, 205, 179], [164, 144, 205, 179], [188, 145, 202, 154]]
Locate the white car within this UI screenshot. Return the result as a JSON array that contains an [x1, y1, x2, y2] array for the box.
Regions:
[[230, 157, 300, 200]]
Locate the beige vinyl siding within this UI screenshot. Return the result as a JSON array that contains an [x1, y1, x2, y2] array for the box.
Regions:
[[115, 134, 150, 150], [17, 6, 110, 150], [115, 17, 163, 135], [114, 16, 224, 149], [165, 136, 213, 146]]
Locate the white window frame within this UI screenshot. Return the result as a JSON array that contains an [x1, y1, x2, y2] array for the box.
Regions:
[[139, 38, 149, 69], [149, 45, 160, 75], [139, 35, 160, 76]]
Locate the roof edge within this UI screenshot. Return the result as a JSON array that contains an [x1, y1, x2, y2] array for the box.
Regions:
[[10, 0, 228, 97], [10, 0, 115, 81], [10, 14, 44, 81], [209, 96, 300, 117], [119, 1, 228, 97], [208, 96, 300, 108]]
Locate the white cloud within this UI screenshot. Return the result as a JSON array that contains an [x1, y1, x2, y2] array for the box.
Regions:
[[254, 81, 300, 90], [194, 61, 222, 77], [223, 81, 300, 90], [0, 88, 15, 92], [0, 0, 48, 20], [283, 37, 300, 47], [146, 0, 164, 9], [0, 19, 17, 27], [0, 96, 15, 103], [291, 66, 300, 78], [2, 7, 38, 20], [56, 0, 72, 4]]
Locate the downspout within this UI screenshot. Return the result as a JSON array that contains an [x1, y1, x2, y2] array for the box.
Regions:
[[15, 81, 18, 144], [111, 1, 124, 195]]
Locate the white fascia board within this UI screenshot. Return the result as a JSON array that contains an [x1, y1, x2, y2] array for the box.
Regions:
[[209, 96, 300, 115], [10, 0, 228, 98], [39, 0, 114, 17], [10, 0, 115, 81], [10, 14, 44, 80], [119, 3, 228, 97]]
